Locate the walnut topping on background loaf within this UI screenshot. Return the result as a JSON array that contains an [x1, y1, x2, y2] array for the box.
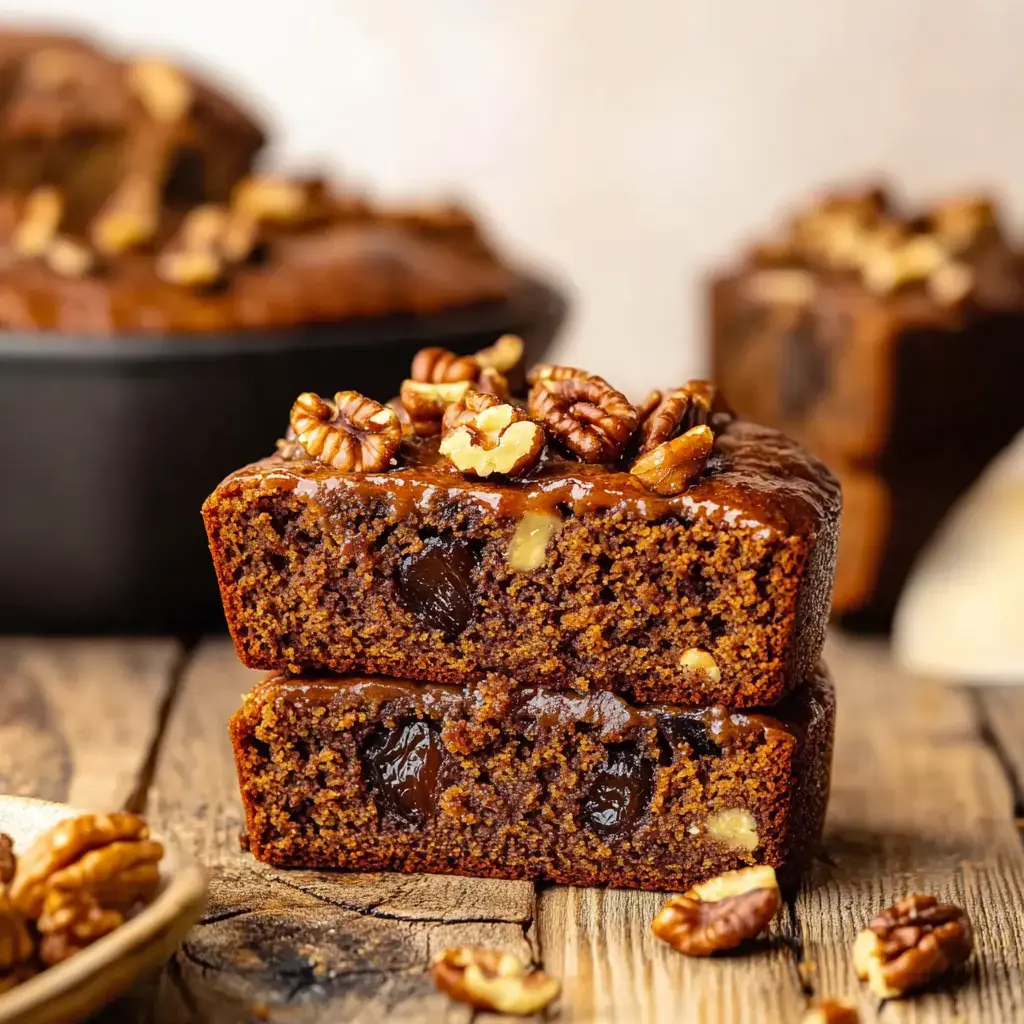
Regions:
[[747, 184, 1013, 307], [0, 27, 513, 323]]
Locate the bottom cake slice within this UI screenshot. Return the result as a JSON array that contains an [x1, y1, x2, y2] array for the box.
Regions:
[[230, 667, 834, 891]]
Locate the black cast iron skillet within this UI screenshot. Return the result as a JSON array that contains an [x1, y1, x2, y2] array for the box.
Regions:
[[0, 272, 568, 633]]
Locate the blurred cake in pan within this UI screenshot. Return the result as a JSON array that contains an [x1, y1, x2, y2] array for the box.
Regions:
[[0, 26, 563, 632], [0, 28, 512, 333], [709, 184, 1024, 628]]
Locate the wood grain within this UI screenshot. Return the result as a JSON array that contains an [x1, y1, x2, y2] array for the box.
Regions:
[[0, 637, 180, 809], [795, 635, 1024, 1023], [147, 640, 539, 1024]]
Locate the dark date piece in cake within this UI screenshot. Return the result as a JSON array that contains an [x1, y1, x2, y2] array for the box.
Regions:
[[230, 666, 835, 891], [204, 413, 840, 707]]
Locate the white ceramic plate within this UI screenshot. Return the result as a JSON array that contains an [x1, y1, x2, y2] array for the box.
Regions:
[[0, 796, 207, 1024]]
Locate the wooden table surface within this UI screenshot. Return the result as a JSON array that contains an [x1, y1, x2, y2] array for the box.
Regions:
[[2, 632, 1024, 1023]]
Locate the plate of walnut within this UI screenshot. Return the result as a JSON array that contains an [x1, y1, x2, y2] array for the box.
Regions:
[[0, 797, 207, 1024]]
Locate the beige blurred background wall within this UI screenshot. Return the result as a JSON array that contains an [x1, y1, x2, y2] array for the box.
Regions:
[[6, 0, 1024, 396]]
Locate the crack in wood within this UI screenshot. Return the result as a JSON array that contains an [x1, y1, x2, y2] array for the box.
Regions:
[[122, 637, 198, 815], [266, 872, 534, 927], [969, 690, 1024, 824]]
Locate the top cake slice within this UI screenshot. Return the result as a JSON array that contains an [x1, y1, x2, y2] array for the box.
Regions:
[[203, 342, 840, 706]]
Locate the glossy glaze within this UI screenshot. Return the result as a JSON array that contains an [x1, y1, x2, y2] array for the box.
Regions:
[[226, 416, 840, 537]]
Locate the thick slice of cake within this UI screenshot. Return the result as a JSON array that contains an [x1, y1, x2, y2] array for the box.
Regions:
[[231, 666, 835, 891], [204, 363, 840, 707]]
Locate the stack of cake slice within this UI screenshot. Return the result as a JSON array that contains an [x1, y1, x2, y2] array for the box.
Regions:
[[204, 339, 841, 891]]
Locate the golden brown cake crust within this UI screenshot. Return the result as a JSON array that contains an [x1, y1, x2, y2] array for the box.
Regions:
[[230, 666, 835, 891], [204, 417, 841, 707]]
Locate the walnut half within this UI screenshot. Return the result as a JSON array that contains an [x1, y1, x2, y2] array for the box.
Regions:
[[853, 894, 972, 998], [290, 391, 402, 473], [431, 947, 559, 1016], [439, 401, 544, 478], [652, 864, 781, 956]]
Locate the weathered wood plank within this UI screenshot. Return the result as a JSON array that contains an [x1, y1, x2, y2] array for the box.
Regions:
[[794, 634, 1024, 1023], [0, 637, 180, 809], [147, 639, 539, 1024], [537, 884, 804, 1024], [973, 685, 1024, 803]]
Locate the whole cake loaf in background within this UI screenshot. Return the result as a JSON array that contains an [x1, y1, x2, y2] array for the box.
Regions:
[[709, 185, 1024, 627], [0, 27, 512, 332], [206, 340, 841, 892]]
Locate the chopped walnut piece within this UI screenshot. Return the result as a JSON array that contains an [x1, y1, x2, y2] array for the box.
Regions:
[[652, 865, 781, 956], [233, 175, 326, 225], [929, 261, 974, 307], [92, 175, 159, 255], [678, 647, 721, 683], [290, 391, 402, 472], [0, 835, 14, 887], [801, 998, 861, 1024], [706, 808, 759, 853], [853, 894, 973, 998], [745, 268, 816, 305], [475, 333, 524, 374], [156, 205, 230, 287], [507, 511, 563, 571], [529, 375, 638, 463], [474, 366, 510, 399], [411, 346, 480, 384], [440, 402, 544, 478], [932, 196, 996, 250], [45, 237, 95, 278], [399, 379, 474, 436], [431, 947, 559, 1016], [12, 186, 64, 257], [127, 58, 192, 123], [631, 425, 713, 496], [635, 389, 663, 425]]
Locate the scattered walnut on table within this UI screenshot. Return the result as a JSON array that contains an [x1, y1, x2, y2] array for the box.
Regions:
[[652, 864, 781, 957], [290, 391, 402, 472], [431, 947, 559, 1016], [853, 893, 973, 999], [630, 425, 714, 496], [440, 400, 545, 478], [528, 374, 637, 463], [45, 237, 95, 278]]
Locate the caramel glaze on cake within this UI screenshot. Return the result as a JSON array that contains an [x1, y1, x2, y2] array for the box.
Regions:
[[204, 414, 840, 707], [230, 664, 835, 890]]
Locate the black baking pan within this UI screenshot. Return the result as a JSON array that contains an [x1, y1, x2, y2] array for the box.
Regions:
[[0, 271, 568, 633]]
